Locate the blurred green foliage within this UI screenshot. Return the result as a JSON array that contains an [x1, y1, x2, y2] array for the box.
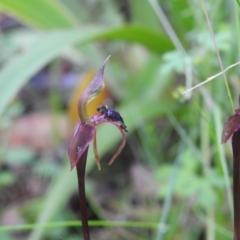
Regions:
[[0, 0, 238, 240]]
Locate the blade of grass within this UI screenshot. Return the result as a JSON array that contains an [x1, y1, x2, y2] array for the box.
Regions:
[[155, 147, 182, 240], [148, 0, 186, 57], [201, 104, 215, 240], [234, 0, 240, 61], [0, 220, 162, 232], [213, 107, 233, 217], [167, 113, 202, 162], [194, 208, 233, 239], [149, 0, 233, 114], [182, 61, 240, 95], [0, 25, 173, 118], [0, 0, 78, 29], [200, 0, 234, 112], [147, 0, 194, 102]]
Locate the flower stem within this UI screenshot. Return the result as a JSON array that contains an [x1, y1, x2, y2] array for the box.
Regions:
[[232, 130, 240, 240], [76, 147, 90, 240]]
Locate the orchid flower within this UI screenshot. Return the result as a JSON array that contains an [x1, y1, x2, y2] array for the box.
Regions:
[[68, 56, 127, 170]]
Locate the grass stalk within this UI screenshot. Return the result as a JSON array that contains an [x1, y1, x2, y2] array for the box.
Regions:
[[200, 0, 234, 112], [0, 221, 161, 232], [201, 107, 215, 240], [155, 148, 181, 240], [148, 0, 186, 57], [214, 108, 233, 217]]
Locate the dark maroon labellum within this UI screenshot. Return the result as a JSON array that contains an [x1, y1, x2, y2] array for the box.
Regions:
[[221, 108, 240, 144]]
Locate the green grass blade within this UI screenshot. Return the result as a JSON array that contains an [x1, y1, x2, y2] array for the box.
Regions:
[[0, 0, 78, 29], [155, 147, 182, 240], [213, 107, 233, 217], [0, 25, 173, 117], [0, 220, 162, 232]]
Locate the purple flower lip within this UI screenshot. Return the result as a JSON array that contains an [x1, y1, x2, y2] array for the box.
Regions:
[[68, 121, 95, 170], [68, 56, 127, 170], [222, 108, 240, 144]]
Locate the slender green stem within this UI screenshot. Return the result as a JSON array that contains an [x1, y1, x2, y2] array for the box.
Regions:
[[232, 131, 240, 240], [0, 221, 161, 232], [200, 0, 234, 112], [148, 0, 186, 57], [76, 147, 90, 240], [201, 105, 215, 240], [214, 108, 233, 217], [234, 1, 240, 61], [155, 148, 181, 240]]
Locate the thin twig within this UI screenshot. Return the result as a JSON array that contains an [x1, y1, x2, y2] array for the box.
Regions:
[[200, 0, 234, 112], [182, 61, 240, 94]]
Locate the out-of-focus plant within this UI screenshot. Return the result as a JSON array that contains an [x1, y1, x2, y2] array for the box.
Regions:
[[0, 1, 238, 240]]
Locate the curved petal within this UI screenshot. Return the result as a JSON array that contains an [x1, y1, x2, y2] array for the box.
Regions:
[[107, 123, 126, 166], [222, 110, 240, 143], [68, 121, 95, 170], [95, 119, 126, 166], [78, 56, 111, 122], [93, 130, 101, 170]]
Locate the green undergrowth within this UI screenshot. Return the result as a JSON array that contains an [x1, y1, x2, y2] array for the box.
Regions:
[[0, 0, 238, 240]]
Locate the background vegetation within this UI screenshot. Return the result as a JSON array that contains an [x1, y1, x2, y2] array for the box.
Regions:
[[0, 0, 238, 239]]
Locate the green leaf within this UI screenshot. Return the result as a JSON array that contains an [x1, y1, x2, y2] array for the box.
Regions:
[[0, 0, 78, 29], [0, 25, 173, 117], [100, 25, 173, 53]]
